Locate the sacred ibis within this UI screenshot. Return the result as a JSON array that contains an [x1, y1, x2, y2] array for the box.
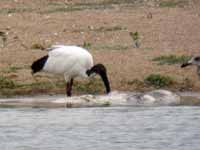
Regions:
[[181, 56, 200, 77], [31, 45, 111, 96]]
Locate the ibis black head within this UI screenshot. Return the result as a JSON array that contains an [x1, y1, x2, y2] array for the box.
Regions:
[[86, 64, 111, 94], [181, 56, 200, 68]]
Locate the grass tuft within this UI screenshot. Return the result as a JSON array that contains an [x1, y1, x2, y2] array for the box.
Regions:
[[1, 65, 28, 73], [159, 0, 187, 8], [0, 31, 7, 42], [129, 31, 140, 48], [83, 42, 92, 49], [0, 31, 7, 47], [0, 76, 16, 89], [31, 43, 46, 50], [152, 55, 191, 65], [94, 26, 126, 32], [0, 8, 33, 14], [74, 78, 104, 94], [94, 44, 129, 51], [145, 74, 174, 88]]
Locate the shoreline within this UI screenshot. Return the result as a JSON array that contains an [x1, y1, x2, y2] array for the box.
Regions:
[[1, 90, 200, 107]]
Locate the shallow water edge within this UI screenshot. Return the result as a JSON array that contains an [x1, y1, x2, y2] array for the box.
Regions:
[[0, 90, 200, 108]]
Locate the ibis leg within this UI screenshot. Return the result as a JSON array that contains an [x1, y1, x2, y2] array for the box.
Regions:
[[66, 78, 74, 96]]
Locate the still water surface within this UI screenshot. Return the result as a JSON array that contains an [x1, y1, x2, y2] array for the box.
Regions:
[[0, 106, 200, 150]]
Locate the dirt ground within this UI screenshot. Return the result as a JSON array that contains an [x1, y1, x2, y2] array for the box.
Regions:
[[1, 0, 200, 96]]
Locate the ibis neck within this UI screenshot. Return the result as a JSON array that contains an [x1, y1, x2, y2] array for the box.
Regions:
[[100, 71, 111, 94], [86, 64, 111, 94]]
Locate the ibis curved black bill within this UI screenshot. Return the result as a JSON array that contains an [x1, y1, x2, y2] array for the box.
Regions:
[[181, 63, 191, 68]]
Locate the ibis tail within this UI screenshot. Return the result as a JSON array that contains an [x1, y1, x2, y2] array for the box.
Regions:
[[31, 55, 48, 74]]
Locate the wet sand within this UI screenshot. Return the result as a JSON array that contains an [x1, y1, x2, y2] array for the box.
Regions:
[[0, 91, 200, 108]]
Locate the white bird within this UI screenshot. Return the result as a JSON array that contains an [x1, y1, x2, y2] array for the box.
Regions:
[[31, 45, 111, 96], [181, 56, 200, 77]]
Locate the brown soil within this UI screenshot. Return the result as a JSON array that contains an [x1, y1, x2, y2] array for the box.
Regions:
[[1, 0, 200, 96]]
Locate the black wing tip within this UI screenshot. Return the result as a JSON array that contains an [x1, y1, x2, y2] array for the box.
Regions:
[[31, 55, 48, 74]]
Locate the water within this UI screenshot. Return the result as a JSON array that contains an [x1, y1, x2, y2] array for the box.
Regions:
[[0, 106, 200, 150]]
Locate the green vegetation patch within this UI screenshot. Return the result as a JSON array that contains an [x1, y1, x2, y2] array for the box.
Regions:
[[45, 2, 113, 13], [73, 25, 126, 34], [45, 0, 139, 13], [94, 44, 129, 51], [0, 79, 66, 97], [130, 32, 139, 41], [129, 31, 140, 48], [0, 76, 16, 89], [1, 65, 28, 73], [31, 43, 46, 50], [18, 82, 55, 89], [0, 31, 7, 42], [0, 8, 34, 14], [0, 76, 105, 97], [159, 0, 188, 8], [83, 42, 92, 49], [145, 74, 174, 88], [44, 6, 84, 13], [74, 78, 104, 95], [152, 55, 191, 65], [0, 0, 190, 15], [94, 26, 126, 32]]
